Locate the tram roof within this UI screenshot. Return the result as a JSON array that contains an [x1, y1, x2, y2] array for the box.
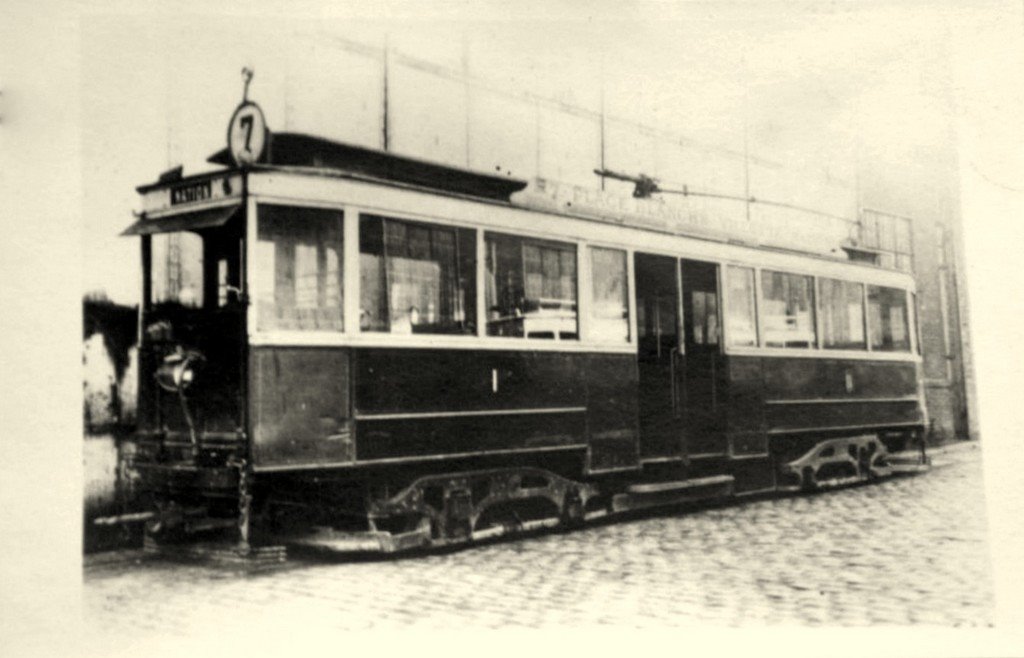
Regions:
[[133, 134, 909, 279], [205, 132, 528, 202]]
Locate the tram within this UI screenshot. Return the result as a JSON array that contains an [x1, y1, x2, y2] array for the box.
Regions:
[[118, 96, 929, 559]]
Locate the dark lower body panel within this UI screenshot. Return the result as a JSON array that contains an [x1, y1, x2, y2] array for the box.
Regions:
[[248, 345, 639, 474]]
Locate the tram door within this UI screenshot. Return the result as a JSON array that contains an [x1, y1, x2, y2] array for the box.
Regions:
[[634, 253, 684, 460], [680, 259, 726, 456]]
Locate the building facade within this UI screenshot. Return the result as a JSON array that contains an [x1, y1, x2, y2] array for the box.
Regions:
[[857, 139, 977, 442]]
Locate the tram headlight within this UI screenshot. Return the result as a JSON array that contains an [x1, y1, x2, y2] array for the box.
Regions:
[[155, 349, 205, 393]]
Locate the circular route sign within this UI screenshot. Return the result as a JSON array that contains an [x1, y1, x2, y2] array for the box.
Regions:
[[227, 101, 267, 166]]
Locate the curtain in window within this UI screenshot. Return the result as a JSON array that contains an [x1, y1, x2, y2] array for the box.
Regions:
[[486, 233, 577, 340], [360, 215, 475, 335], [761, 270, 815, 348], [820, 278, 865, 349], [725, 266, 756, 347], [256, 205, 344, 332]]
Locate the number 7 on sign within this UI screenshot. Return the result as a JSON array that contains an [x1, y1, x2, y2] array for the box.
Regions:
[[227, 102, 267, 167], [239, 115, 254, 152]]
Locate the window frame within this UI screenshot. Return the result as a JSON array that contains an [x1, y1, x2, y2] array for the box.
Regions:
[[723, 264, 759, 348], [758, 268, 818, 350], [149, 230, 207, 309], [720, 259, 917, 362], [860, 208, 915, 273], [818, 276, 868, 351], [865, 283, 913, 353], [483, 229, 581, 342], [357, 212, 478, 336], [243, 193, 918, 361], [252, 202, 347, 334], [247, 199, 620, 351], [586, 245, 632, 345]]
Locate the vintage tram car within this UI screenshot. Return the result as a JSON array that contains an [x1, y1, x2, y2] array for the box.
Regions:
[[120, 102, 929, 559]]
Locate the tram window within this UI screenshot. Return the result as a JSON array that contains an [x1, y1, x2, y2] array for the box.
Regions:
[[359, 215, 476, 335], [725, 266, 757, 347], [867, 285, 910, 352], [691, 291, 719, 345], [217, 259, 229, 307], [820, 278, 866, 350], [760, 270, 816, 348], [485, 233, 578, 340], [256, 205, 344, 332], [589, 247, 629, 343], [151, 232, 204, 308]]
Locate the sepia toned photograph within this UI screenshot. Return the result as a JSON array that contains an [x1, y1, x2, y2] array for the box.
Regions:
[[45, 0, 1023, 649]]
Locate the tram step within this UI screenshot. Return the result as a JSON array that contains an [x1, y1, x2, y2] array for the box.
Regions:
[[613, 475, 734, 512], [626, 474, 735, 495], [142, 536, 287, 567], [887, 449, 931, 473]]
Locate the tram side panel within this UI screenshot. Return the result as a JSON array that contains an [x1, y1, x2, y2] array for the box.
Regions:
[[249, 346, 355, 467], [740, 356, 925, 462], [722, 356, 768, 457], [353, 348, 587, 460], [720, 356, 775, 494], [249, 346, 640, 473], [247, 345, 922, 477], [760, 358, 922, 437], [713, 354, 923, 492], [581, 353, 640, 474]]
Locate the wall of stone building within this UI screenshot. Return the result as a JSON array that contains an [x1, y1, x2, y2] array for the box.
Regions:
[[944, 169, 980, 442], [952, 240, 980, 442], [857, 135, 975, 443]]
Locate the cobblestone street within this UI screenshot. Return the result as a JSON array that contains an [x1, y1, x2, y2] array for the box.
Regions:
[[83, 444, 992, 633]]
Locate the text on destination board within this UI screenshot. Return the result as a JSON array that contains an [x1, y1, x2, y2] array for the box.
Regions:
[[170, 180, 213, 205]]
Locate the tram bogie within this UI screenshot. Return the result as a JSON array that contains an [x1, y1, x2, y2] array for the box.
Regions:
[[116, 103, 929, 561]]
